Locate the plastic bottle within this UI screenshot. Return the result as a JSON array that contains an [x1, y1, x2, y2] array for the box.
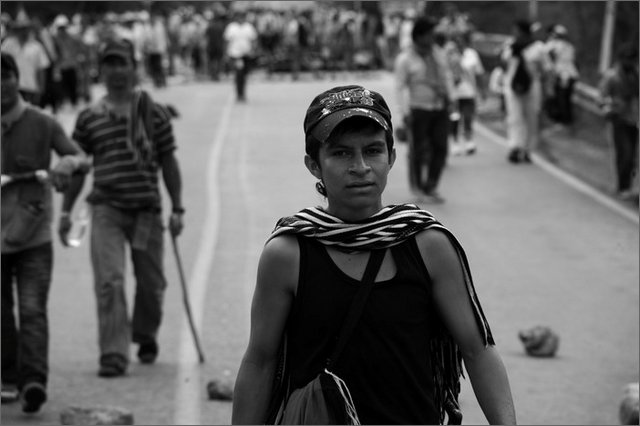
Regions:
[[67, 204, 90, 248]]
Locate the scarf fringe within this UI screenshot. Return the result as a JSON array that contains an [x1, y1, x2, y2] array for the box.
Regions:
[[431, 334, 464, 424], [324, 369, 361, 425], [431, 227, 495, 424]]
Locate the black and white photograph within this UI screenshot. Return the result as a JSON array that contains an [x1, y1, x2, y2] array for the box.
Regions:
[[1, 1, 638, 424]]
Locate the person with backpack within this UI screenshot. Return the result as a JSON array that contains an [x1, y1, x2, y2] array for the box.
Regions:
[[501, 19, 551, 163], [58, 39, 184, 378], [231, 85, 516, 425]]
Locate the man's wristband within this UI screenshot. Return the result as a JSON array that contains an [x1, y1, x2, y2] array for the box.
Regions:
[[172, 207, 185, 214]]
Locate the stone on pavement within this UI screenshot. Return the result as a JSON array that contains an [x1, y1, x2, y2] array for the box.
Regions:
[[207, 379, 234, 401], [518, 325, 560, 357], [60, 405, 134, 425], [619, 383, 639, 425]]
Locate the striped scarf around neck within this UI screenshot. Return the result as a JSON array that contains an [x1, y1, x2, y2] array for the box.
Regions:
[[268, 203, 495, 423], [268, 203, 443, 251]]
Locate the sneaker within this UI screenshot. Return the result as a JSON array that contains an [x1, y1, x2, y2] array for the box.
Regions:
[[20, 382, 47, 413], [422, 190, 446, 204], [98, 354, 127, 378], [520, 151, 532, 163], [464, 140, 477, 155], [618, 189, 637, 201], [450, 143, 464, 156], [507, 148, 521, 164], [1, 383, 19, 404], [137, 341, 158, 364], [98, 364, 126, 378]]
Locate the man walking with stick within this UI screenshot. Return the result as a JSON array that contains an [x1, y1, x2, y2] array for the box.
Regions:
[[60, 39, 185, 378]]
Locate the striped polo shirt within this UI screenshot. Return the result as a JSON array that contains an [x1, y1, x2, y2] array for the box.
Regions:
[[73, 99, 176, 210]]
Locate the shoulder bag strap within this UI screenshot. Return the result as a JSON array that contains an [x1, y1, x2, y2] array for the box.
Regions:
[[326, 249, 386, 369]]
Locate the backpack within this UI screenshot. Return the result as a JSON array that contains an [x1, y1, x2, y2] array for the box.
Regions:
[[511, 46, 532, 95]]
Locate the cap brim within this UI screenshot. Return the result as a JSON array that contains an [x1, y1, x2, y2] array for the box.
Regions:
[[310, 107, 390, 143], [100, 52, 130, 62]]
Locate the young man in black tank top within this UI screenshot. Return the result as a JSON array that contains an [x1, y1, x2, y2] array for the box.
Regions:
[[232, 86, 516, 425]]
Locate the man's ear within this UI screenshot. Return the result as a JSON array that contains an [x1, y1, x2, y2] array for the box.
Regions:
[[304, 155, 322, 180], [389, 148, 397, 169]]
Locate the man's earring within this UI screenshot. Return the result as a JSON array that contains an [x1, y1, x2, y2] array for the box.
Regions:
[[315, 180, 327, 197]]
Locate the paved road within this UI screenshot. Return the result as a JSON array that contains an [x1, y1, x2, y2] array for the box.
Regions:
[[1, 72, 637, 425]]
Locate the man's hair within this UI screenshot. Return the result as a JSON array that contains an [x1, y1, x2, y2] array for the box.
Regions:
[[411, 16, 437, 43], [305, 116, 394, 164], [514, 19, 532, 36], [459, 31, 473, 46], [1, 52, 19, 79]]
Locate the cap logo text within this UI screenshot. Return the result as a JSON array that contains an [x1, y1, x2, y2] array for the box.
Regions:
[[319, 88, 374, 117]]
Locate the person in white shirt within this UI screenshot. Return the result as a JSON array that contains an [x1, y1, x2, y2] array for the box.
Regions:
[[144, 14, 168, 88], [1, 16, 50, 106], [223, 11, 257, 102], [398, 9, 416, 52], [449, 31, 485, 155], [501, 19, 551, 163], [544, 24, 579, 125]]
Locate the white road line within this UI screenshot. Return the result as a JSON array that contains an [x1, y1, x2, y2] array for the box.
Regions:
[[174, 93, 235, 424], [475, 123, 639, 225], [238, 105, 258, 304]]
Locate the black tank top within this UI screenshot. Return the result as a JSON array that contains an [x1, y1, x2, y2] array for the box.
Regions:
[[286, 236, 440, 425]]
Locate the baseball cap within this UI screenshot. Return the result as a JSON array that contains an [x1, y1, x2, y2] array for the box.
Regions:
[[99, 39, 135, 63], [304, 85, 393, 144], [54, 14, 69, 28]]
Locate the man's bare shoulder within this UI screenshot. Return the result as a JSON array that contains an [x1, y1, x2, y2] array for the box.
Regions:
[[413, 227, 461, 271], [259, 234, 299, 293], [261, 235, 299, 270], [414, 227, 451, 252]]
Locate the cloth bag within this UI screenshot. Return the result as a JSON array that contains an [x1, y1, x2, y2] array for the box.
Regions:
[[270, 250, 386, 425], [3, 183, 47, 246], [278, 369, 360, 425]]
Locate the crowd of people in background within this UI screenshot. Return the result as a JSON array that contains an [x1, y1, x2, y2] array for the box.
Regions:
[[1, 4, 398, 97], [0, 1, 636, 198], [1, 1, 635, 196], [0, 3, 581, 108]]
